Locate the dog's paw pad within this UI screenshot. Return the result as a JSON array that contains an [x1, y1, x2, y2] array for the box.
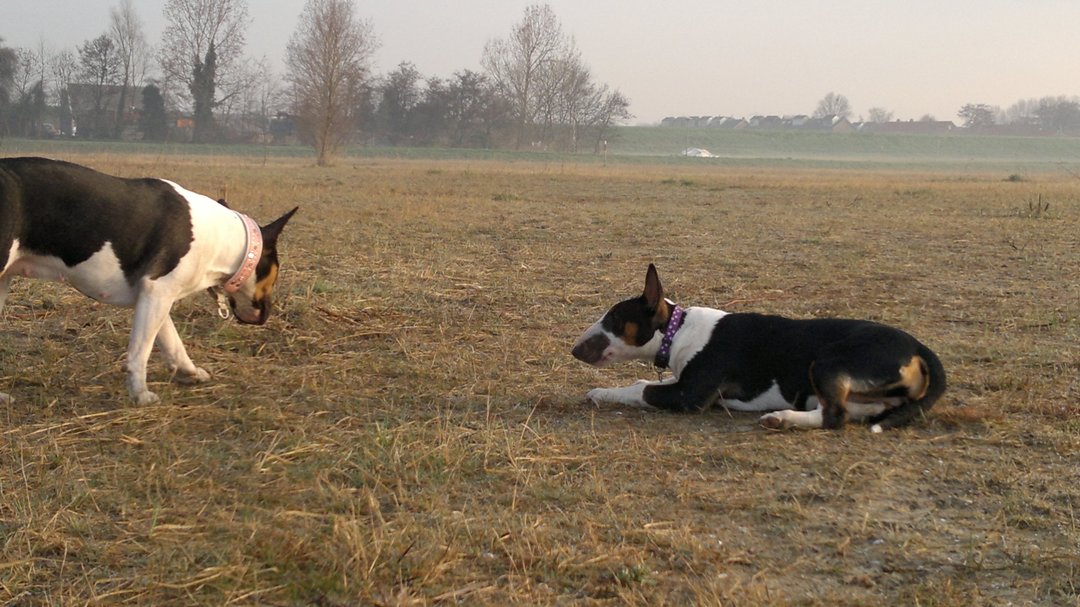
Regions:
[[759, 413, 787, 430]]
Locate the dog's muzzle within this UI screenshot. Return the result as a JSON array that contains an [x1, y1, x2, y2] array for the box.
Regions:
[[572, 333, 610, 366], [230, 296, 270, 325]]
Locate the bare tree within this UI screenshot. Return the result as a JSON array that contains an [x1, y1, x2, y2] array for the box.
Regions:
[[286, 0, 377, 165], [866, 107, 893, 123], [589, 88, 631, 152], [3, 46, 46, 136], [110, 0, 150, 138], [0, 45, 12, 136], [375, 61, 422, 144], [159, 0, 250, 141], [230, 56, 282, 141], [813, 91, 851, 120], [0, 39, 17, 111], [50, 48, 78, 135], [78, 35, 122, 136], [957, 103, 997, 129], [12, 47, 42, 101], [1004, 98, 1039, 126], [481, 4, 566, 149]]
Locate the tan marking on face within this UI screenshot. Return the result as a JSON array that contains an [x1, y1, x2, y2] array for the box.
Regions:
[[898, 356, 930, 400], [254, 263, 279, 301], [621, 321, 639, 346]]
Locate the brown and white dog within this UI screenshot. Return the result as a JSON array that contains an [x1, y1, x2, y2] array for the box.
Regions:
[[0, 157, 297, 405], [572, 264, 946, 431]]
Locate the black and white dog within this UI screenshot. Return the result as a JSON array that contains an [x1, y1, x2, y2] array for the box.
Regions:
[[0, 157, 297, 405], [572, 265, 946, 432]]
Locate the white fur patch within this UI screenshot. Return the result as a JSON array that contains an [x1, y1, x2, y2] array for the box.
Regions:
[[667, 306, 728, 373], [65, 244, 138, 305], [722, 382, 797, 412], [760, 406, 824, 429], [3, 242, 138, 306]]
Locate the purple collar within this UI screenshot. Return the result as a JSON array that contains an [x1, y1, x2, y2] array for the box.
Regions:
[[654, 304, 685, 369], [223, 213, 262, 294]]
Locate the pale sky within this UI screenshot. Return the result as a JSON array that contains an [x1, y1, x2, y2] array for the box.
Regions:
[[3, 0, 1079, 124]]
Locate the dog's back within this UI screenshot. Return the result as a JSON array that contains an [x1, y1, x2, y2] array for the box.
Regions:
[[0, 157, 196, 282]]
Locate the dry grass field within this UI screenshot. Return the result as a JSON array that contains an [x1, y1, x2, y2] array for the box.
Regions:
[[1, 151, 1078, 605]]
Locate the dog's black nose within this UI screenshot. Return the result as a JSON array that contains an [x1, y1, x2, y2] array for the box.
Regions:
[[572, 334, 609, 365]]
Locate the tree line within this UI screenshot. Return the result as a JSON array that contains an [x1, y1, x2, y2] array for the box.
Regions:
[[816, 92, 1080, 134], [0, 1, 631, 164]]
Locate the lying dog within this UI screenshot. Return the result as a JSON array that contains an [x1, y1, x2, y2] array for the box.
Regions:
[[572, 264, 946, 431], [0, 157, 297, 405]]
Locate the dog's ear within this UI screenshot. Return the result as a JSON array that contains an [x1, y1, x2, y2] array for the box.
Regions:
[[643, 263, 663, 310], [260, 206, 299, 248]]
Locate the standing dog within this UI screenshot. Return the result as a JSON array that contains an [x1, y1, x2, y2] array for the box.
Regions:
[[0, 157, 298, 405], [572, 265, 946, 431]]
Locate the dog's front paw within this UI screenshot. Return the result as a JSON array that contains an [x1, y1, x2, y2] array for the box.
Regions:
[[132, 390, 161, 406], [0, 392, 13, 405], [759, 412, 789, 430], [176, 367, 211, 385], [586, 388, 610, 405]]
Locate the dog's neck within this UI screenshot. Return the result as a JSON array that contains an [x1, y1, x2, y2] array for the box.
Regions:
[[654, 301, 685, 368], [223, 212, 262, 293]]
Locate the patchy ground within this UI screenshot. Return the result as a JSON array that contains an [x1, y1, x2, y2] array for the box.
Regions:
[[1, 154, 1078, 605]]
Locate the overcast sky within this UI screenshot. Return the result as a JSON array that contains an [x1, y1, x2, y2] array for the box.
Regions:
[[3, 0, 1079, 124]]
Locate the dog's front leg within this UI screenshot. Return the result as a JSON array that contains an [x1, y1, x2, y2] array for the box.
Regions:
[[156, 316, 210, 385], [127, 293, 173, 405], [587, 377, 676, 409]]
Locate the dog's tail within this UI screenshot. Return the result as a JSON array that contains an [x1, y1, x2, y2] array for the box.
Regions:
[[917, 343, 947, 410], [871, 342, 947, 431]]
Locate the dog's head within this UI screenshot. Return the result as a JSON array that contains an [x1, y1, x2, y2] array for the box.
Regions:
[[228, 206, 299, 325], [571, 263, 672, 367]]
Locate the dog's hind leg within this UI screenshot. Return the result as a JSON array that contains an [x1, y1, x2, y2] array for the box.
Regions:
[[760, 406, 824, 429], [807, 359, 852, 429], [865, 393, 939, 433], [155, 316, 210, 385]]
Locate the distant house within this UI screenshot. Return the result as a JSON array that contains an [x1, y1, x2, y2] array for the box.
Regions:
[[748, 115, 783, 129], [784, 114, 812, 129], [863, 119, 956, 135], [708, 116, 748, 129]]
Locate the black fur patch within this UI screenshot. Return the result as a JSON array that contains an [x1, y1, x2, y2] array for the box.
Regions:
[[0, 157, 194, 282]]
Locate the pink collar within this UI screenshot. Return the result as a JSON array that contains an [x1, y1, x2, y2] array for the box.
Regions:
[[223, 213, 262, 293]]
